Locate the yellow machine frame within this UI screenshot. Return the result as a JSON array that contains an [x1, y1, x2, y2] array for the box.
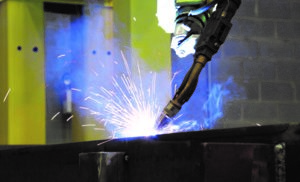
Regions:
[[0, 0, 170, 144]]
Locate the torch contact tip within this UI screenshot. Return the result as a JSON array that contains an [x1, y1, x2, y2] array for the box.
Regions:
[[156, 112, 171, 130]]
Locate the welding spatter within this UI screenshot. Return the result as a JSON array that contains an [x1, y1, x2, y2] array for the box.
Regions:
[[156, 55, 208, 129]]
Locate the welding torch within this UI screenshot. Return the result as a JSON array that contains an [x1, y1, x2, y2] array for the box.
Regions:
[[156, 0, 241, 129]]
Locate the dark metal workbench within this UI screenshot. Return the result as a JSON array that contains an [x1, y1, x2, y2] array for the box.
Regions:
[[0, 123, 299, 182]]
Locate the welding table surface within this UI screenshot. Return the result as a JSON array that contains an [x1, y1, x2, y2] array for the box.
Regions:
[[0, 124, 299, 182]]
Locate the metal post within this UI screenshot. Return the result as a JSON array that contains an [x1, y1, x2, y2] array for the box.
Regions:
[[274, 143, 286, 182], [79, 152, 127, 182]]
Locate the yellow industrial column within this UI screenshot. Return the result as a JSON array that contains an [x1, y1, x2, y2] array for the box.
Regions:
[[0, 0, 45, 144]]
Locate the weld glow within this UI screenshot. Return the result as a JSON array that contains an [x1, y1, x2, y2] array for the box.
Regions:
[[80, 55, 240, 138], [82, 52, 165, 138], [99, 74, 161, 138]]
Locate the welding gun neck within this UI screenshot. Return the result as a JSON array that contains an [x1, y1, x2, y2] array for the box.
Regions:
[[194, 55, 208, 66], [161, 55, 208, 120], [172, 55, 208, 107]]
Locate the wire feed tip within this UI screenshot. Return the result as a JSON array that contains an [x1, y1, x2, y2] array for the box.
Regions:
[[156, 113, 171, 130]]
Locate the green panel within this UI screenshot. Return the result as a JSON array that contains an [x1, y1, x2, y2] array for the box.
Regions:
[[176, 0, 206, 5], [5, 0, 45, 144], [130, 1, 171, 71], [114, 0, 171, 70], [113, 0, 131, 50], [44, 0, 85, 4], [0, 2, 8, 144]]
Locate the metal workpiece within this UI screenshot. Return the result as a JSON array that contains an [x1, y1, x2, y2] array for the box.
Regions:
[[274, 143, 286, 182], [79, 152, 127, 182], [0, 124, 299, 182], [202, 143, 276, 182]]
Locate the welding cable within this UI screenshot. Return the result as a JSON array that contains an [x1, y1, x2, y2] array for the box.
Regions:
[[188, 0, 222, 16]]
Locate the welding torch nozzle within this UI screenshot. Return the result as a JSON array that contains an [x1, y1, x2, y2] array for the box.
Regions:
[[156, 100, 181, 129]]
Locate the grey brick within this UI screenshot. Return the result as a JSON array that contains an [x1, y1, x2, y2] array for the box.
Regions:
[[243, 102, 278, 121], [243, 60, 276, 81], [232, 18, 275, 38], [259, 40, 293, 58], [291, 2, 300, 20], [210, 58, 243, 80], [295, 43, 300, 59], [228, 18, 240, 37], [223, 101, 242, 121], [235, 0, 255, 17], [295, 82, 300, 101], [261, 82, 294, 101], [277, 21, 300, 40], [258, 0, 291, 19], [261, 61, 277, 80], [241, 81, 259, 100], [277, 62, 300, 81], [219, 120, 255, 129], [223, 38, 258, 58], [278, 103, 300, 122]]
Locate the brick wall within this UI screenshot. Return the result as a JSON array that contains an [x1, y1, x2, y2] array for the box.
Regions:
[[172, 0, 300, 129]]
